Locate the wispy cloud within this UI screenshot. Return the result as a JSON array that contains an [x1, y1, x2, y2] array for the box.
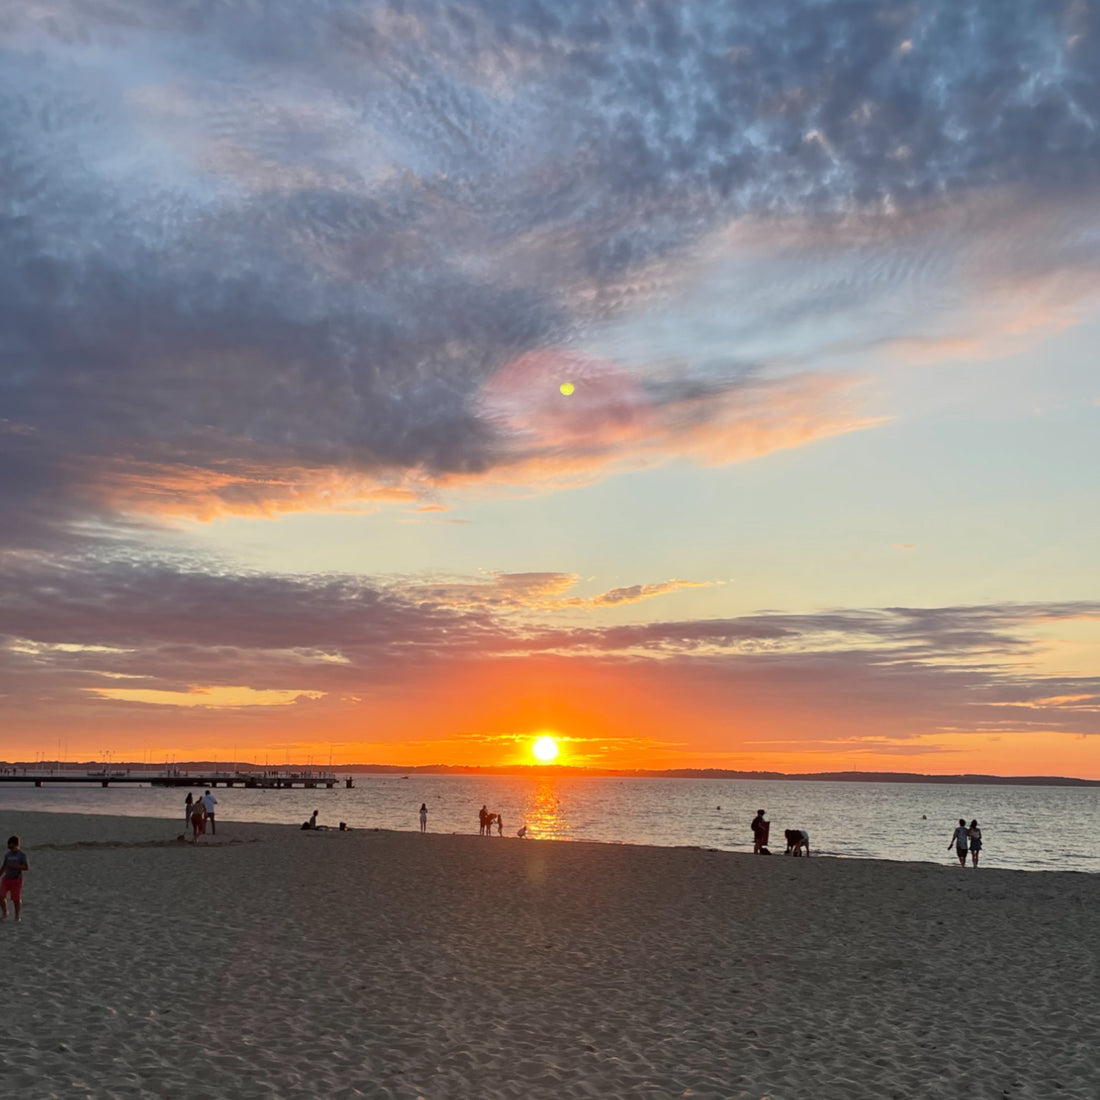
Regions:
[[2, 550, 1097, 749]]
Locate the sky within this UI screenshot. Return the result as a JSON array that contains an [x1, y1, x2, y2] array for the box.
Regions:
[[2, 0, 1099, 776]]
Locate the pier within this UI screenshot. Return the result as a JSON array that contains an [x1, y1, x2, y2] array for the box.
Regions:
[[0, 769, 355, 789]]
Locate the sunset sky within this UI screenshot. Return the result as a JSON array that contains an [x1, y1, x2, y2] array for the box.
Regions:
[[2, 1, 1099, 776]]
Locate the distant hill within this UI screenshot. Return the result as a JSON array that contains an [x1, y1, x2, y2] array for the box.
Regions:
[[6, 761, 1097, 786]]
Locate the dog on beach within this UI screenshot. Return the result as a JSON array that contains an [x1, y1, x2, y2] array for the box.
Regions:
[[784, 829, 810, 856]]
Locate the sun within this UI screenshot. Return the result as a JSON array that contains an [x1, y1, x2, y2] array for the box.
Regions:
[[532, 735, 560, 763]]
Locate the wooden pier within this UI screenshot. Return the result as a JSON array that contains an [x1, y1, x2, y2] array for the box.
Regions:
[[0, 770, 355, 790]]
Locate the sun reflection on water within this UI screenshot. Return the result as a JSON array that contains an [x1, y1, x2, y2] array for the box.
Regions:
[[524, 777, 568, 840]]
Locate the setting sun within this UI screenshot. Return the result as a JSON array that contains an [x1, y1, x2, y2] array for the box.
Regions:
[[532, 735, 560, 763]]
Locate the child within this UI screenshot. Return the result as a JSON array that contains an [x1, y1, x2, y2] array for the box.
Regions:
[[1, 835, 29, 922]]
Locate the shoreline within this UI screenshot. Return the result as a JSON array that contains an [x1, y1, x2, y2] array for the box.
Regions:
[[0, 804, 1094, 876], [3, 809, 1100, 1098]]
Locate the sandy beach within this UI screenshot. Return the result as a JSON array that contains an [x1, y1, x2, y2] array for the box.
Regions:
[[1, 810, 1097, 1100]]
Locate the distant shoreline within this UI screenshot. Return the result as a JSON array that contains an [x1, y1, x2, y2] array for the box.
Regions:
[[5, 761, 1098, 786]]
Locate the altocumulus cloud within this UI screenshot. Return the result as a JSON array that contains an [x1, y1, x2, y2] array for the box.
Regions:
[[3, 1, 1100, 537]]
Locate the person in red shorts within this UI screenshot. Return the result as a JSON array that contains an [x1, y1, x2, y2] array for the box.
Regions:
[[1, 835, 29, 922], [190, 800, 207, 841]]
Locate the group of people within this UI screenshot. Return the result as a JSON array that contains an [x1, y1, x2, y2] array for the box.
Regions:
[[949, 818, 983, 866], [184, 789, 218, 840], [750, 810, 810, 856], [478, 805, 504, 836]]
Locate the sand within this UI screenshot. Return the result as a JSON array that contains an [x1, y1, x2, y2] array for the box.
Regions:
[[1, 810, 1097, 1100]]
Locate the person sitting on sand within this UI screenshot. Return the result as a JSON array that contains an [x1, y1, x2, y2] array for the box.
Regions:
[[949, 818, 969, 866], [516, 825, 527, 838], [1, 835, 29, 922], [302, 810, 319, 830], [190, 800, 207, 841], [968, 820, 982, 867]]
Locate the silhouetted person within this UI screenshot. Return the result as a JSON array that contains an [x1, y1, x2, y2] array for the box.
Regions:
[[496, 814, 503, 837], [949, 818, 969, 866], [968, 820, 982, 867], [751, 810, 769, 854], [419, 803, 428, 833], [784, 828, 810, 856]]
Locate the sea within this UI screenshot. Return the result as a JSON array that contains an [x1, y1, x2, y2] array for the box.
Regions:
[[1, 773, 1097, 873]]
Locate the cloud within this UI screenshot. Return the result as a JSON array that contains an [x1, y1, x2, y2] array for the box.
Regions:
[[2, 550, 1098, 748], [3, 1, 1100, 540]]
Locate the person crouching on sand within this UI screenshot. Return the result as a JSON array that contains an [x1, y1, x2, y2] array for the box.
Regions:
[[949, 818, 969, 866], [1, 835, 29, 922]]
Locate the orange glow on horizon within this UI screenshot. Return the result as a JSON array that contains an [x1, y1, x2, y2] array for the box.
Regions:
[[6, 658, 1099, 779]]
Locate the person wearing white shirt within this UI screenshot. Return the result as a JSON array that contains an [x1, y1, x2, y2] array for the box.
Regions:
[[202, 790, 218, 834]]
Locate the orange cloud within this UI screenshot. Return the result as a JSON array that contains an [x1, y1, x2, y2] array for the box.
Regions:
[[60, 348, 882, 525], [470, 348, 886, 490]]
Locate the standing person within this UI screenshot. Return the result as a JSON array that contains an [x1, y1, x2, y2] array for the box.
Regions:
[[479, 805, 488, 835], [419, 803, 428, 833], [968, 820, 983, 867], [496, 813, 504, 837], [184, 791, 194, 824], [949, 818, 969, 866], [190, 799, 207, 841], [202, 789, 218, 835], [751, 810, 769, 854], [1, 836, 29, 922]]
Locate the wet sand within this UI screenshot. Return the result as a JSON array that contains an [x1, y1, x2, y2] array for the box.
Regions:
[[2, 809, 1098, 1099]]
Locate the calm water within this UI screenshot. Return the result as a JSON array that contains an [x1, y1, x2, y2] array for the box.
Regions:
[[1, 773, 1097, 873]]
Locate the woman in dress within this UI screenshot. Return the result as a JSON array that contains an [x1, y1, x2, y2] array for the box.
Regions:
[[968, 819, 982, 867]]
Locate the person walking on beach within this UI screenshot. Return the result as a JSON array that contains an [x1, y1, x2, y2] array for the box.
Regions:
[[190, 799, 207, 841], [419, 803, 428, 833], [202, 789, 218, 834], [949, 818, 969, 866], [184, 791, 194, 823], [751, 810, 769, 854], [968, 820, 982, 867], [1, 836, 29, 922]]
